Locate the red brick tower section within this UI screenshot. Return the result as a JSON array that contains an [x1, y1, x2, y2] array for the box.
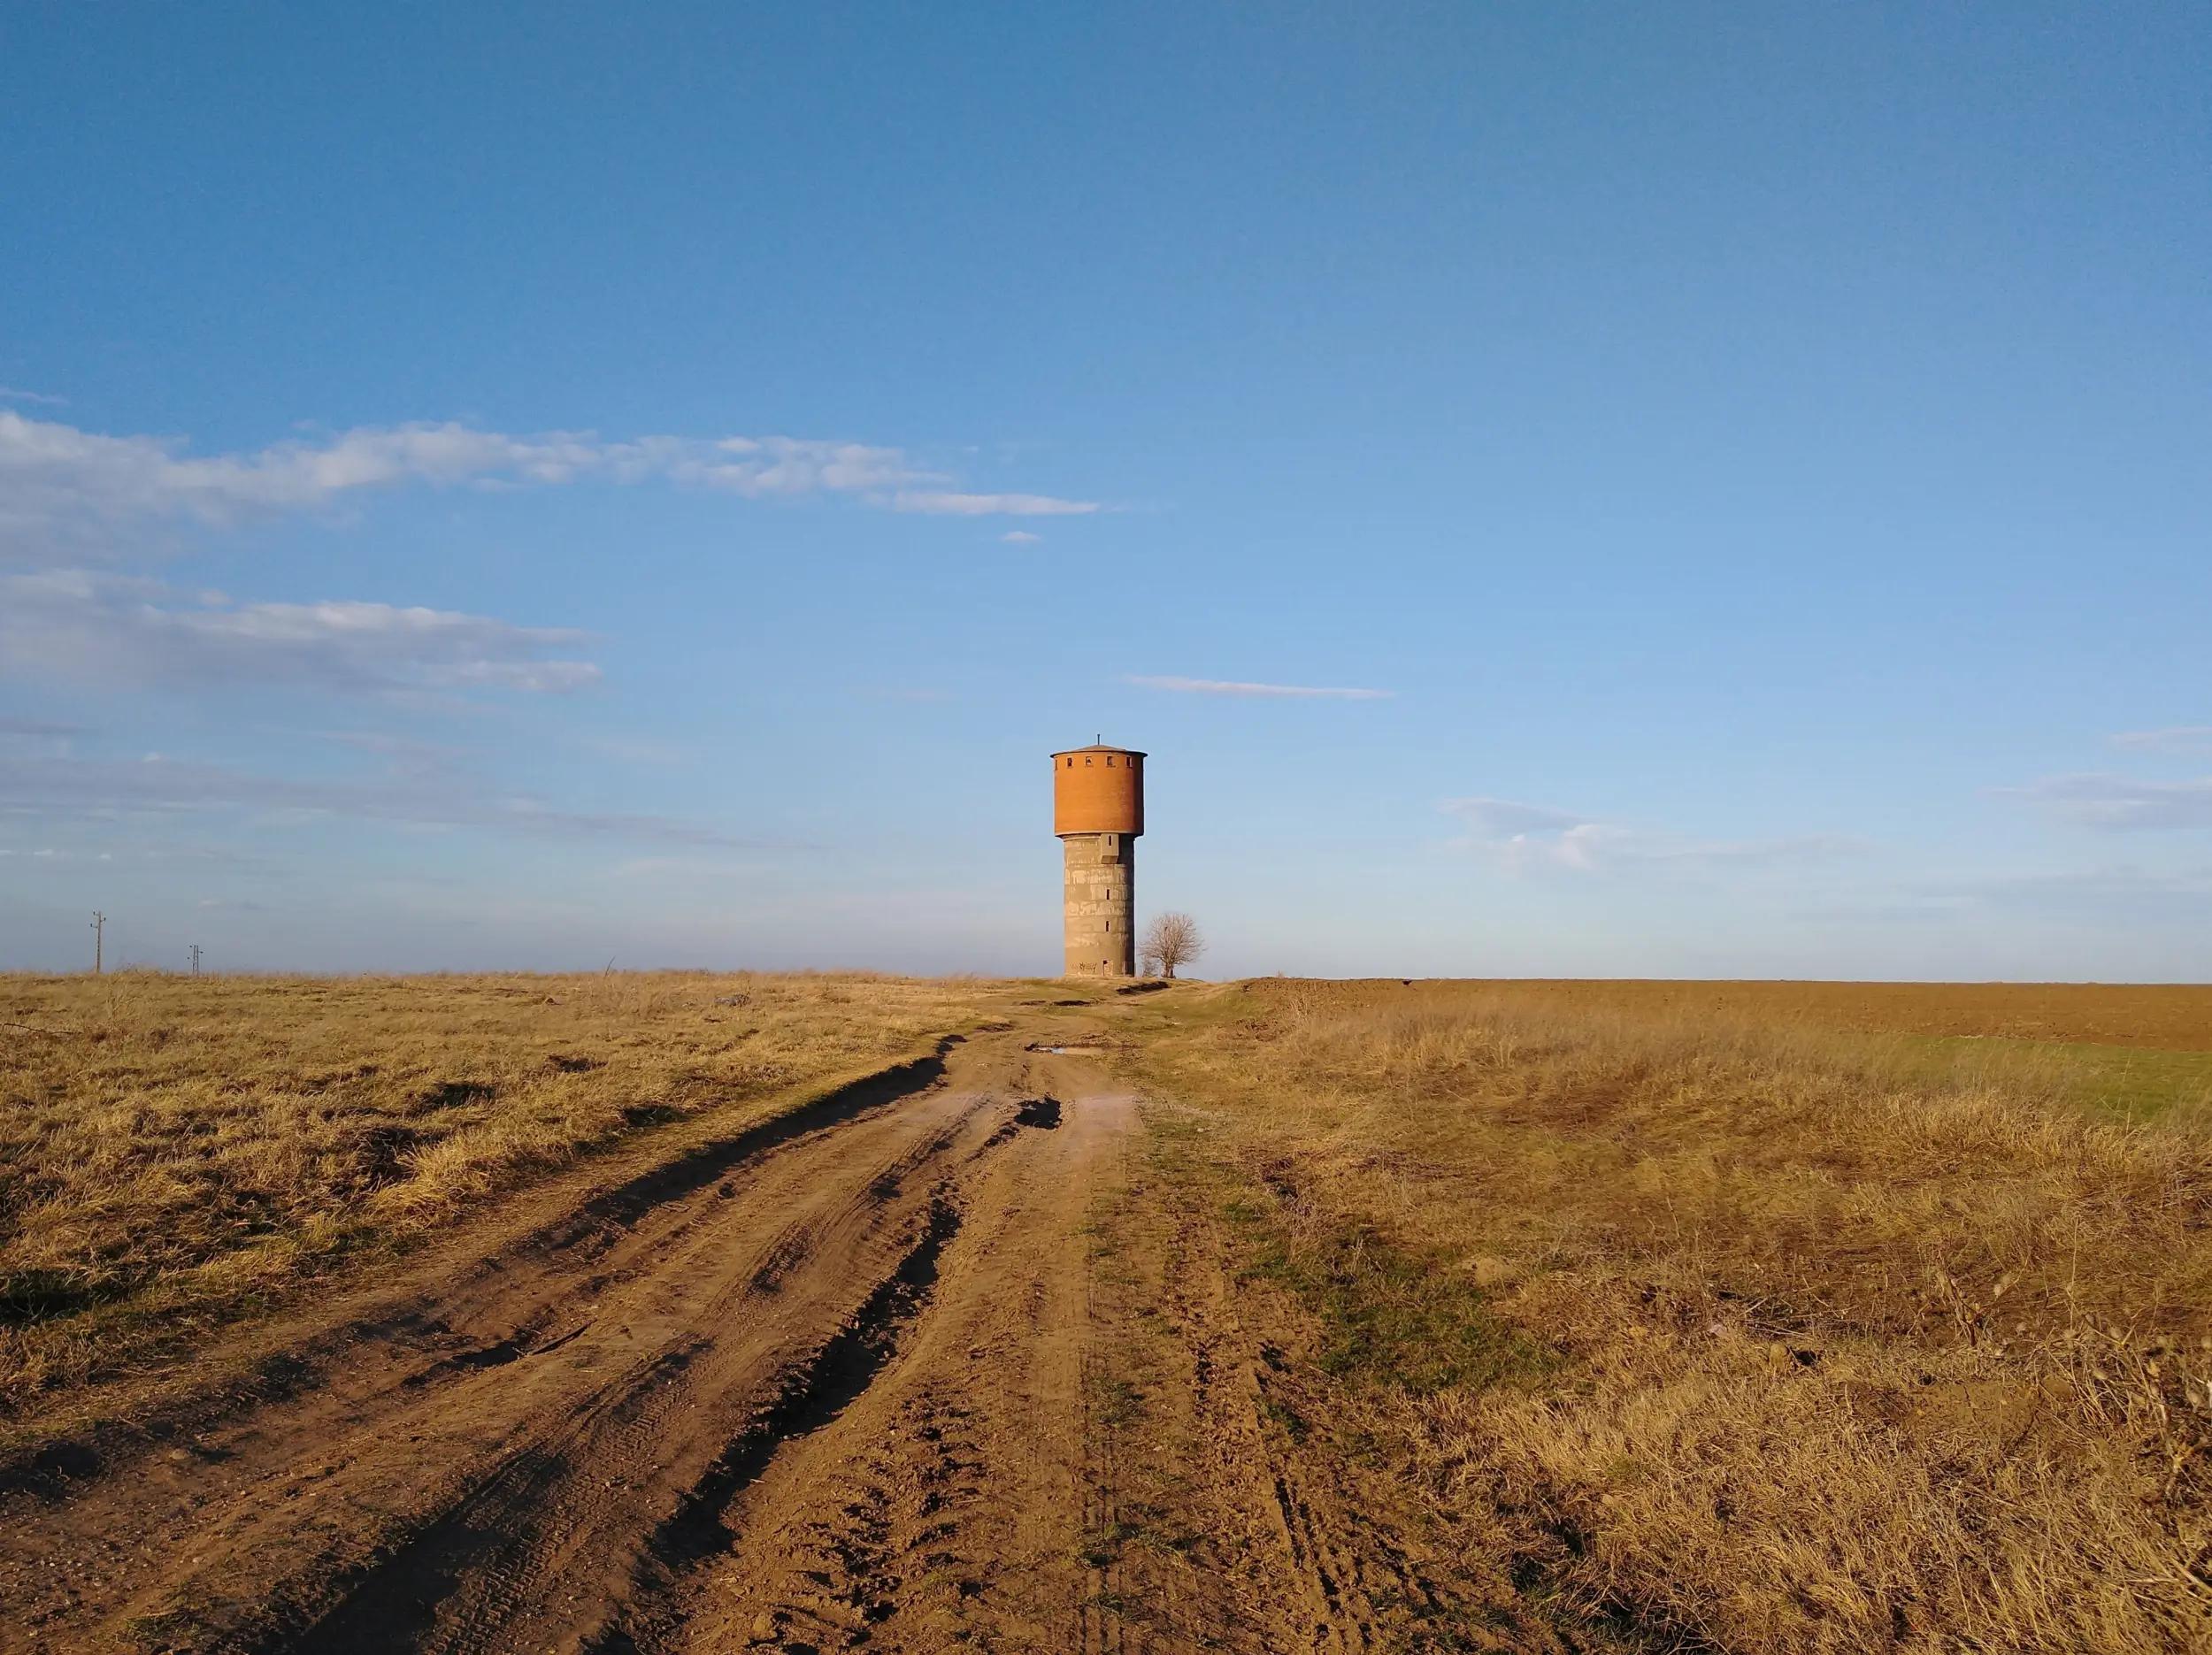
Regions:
[[1052, 744, 1145, 977]]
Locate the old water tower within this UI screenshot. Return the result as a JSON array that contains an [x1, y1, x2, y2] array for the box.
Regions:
[[1052, 742, 1144, 977]]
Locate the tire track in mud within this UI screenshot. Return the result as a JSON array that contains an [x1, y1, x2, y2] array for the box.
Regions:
[[538, 1044, 961, 1251], [0, 1039, 1025, 1655], [258, 1118, 1033, 1655], [1069, 1097, 1542, 1655], [585, 1191, 966, 1652], [642, 1193, 963, 1574], [722, 1383, 991, 1653], [0, 1040, 963, 1508], [662, 1072, 1134, 1655], [0, 1019, 1555, 1655], [293, 1191, 972, 1655]]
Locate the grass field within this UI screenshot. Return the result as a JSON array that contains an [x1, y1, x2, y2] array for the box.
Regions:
[[1359, 977, 2212, 1049], [1313, 978, 2212, 1122], [0, 969, 1017, 1414], [1123, 978, 2212, 1651], [6, 972, 2210, 1650]]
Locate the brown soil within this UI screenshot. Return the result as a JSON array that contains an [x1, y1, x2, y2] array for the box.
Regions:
[[0, 1014, 1519, 1655]]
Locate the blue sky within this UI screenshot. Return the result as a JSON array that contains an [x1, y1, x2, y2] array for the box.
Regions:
[[2, 3, 2208, 978]]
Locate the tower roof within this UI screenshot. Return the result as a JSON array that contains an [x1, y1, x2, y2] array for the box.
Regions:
[[1052, 742, 1148, 756]]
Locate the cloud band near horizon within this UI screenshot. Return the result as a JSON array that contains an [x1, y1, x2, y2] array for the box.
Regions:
[[1125, 675, 1393, 700], [0, 569, 601, 696], [0, 410, 1100, 557]]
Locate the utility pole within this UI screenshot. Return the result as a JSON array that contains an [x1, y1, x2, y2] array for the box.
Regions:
[[188, 945, 203, 977], [90, 911, 105, 975]]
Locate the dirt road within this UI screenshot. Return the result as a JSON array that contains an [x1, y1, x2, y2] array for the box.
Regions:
[[0, 1013, 1514, 1654]]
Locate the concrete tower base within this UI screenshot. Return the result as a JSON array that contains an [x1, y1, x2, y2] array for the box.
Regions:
[[1063, 832, 1135, 977]]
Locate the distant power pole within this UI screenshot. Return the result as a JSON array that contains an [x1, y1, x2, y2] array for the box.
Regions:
[[90, 911, 105, 975], [188, 945, 204, 977]]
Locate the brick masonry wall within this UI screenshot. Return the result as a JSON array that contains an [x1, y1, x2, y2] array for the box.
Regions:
[[1051, 749, 1145, 836]]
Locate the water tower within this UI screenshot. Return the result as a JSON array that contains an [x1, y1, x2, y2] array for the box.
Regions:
[[1051, 742, 1145, 977]]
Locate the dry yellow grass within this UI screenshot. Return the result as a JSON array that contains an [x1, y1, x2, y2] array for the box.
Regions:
[[12, 968, 2210, 1646], [1317, 977, 2212, 1052], [1129, 980, 2212, 1652], [0, 969, 1015, 1414]]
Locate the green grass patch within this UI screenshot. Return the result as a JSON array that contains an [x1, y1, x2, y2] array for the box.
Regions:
[[1260, 1394, 1310, 1443], [1095, 1374, 1146, 1428], [1137, 1089, 1562, 1400], [1233, 1208, 1560, 1397], [1893, 1034, 2212, 1124]]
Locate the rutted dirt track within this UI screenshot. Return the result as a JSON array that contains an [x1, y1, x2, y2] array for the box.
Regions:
[[0, 1017, 1507, 1655]]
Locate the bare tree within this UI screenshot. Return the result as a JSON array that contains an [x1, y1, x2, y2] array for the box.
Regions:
[[1141, 912, 1205, 978]]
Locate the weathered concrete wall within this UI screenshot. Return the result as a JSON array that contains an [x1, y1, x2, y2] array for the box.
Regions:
[[1063, 832, 1136, 977]]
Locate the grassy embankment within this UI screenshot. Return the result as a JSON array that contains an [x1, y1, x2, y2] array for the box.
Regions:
[[1126, 979, 2212, 1653], [0, 970, 1018, 1424]]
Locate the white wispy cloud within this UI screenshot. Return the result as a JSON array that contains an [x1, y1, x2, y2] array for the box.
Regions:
[[1999, 772, 2212, 830], [0, 410, 1101, 556], [1440, 797, 1626, 871], [0, 749, 770, 848], [890, 490, 1100, 517], [2112, 726, 2212, 755], [0, 387, 67, 407], [1440, 795, 1854, 874], [0, 569, 601, 696], [1000, 530, 1043, 545], [1126, 675, 1394, 701], [1441, 798, 1589, 837]]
